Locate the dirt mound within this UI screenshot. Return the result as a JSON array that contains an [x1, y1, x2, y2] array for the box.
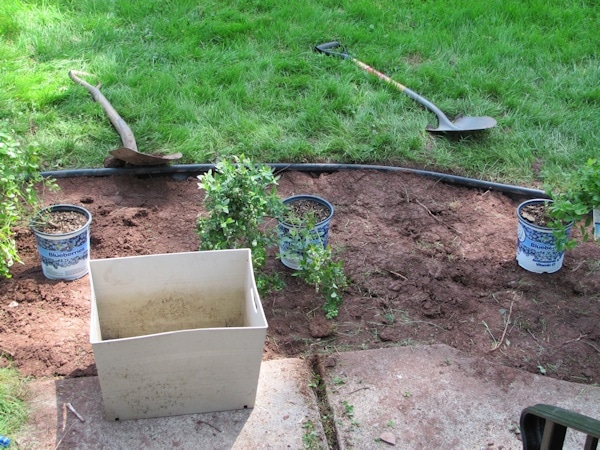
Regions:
[[1, 170, 598, 384]]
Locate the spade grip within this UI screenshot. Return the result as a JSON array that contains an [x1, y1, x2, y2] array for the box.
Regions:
[[315, 42, 349, 59]]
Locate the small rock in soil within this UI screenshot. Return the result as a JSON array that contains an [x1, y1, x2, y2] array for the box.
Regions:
[[309, 315, 333, 338], [380, 431, 396, 445], [379, 327, 403, 342], [324, 357, 336, 368]]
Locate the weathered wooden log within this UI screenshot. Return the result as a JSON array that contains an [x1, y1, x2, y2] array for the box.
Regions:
[[69, 70, 182, 165], [69, 70, 138, 152]]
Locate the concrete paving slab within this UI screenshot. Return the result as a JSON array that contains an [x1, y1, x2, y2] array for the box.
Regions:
[[13, 344, 600, 449], [14, 358, 325, 449], [319, 344, 600, 449]]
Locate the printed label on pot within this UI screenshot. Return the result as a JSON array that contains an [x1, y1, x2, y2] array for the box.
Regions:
[[516, 221, 564, 273], [35, 229, 90, 280], [278, 222, 330, 270], [37, 241, 88, 265]]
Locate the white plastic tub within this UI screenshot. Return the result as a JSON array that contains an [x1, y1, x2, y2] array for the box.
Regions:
[[89, 249, 267, 421]]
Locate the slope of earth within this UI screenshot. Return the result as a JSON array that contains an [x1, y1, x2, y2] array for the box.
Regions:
[[1, 170, 598, 385]]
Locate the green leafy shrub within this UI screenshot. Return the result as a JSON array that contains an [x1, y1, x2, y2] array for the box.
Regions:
[[197, 155, 348, 317], [296, 241, 348, 319], [548, 158, 600, 249], [0, 125, 51, 278], [196, 155, 284, 291]]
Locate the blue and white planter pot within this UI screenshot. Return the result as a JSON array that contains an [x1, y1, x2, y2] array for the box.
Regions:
[[516, 199, 571, 274], [594, 208, 599, 240], [278, 195, 334, 270], [31, 204, 92, 280]]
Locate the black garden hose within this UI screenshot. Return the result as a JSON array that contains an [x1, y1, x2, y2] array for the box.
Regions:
[[40, 163, 547, 199]]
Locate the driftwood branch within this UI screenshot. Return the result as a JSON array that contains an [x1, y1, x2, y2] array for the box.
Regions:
[[65, 402, 85, 422], [415, 199, 461, 235], [489, 301, 514, 353], [68, 70, 138, 152]]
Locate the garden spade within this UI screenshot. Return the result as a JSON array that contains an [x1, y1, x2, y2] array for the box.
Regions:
[[68, 71, 182, 165], [315, 42, 497, 134]]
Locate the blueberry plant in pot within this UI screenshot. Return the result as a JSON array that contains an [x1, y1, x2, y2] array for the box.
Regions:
[[516, 158, 600, 273], [196, 156, 348, 318], [0, 125, 55, 279], [278, 195, 347, 319], [30, 204, 92, 280], [278, 195, 334, 270], [516, 199, 572, 273]]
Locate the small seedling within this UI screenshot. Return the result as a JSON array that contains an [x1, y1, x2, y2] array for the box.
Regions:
[[308, 372, 321, 389], [331, 376, 345, 386], [383, 312, 395, 324], [342, 400, 354, 418], [508, 422, 521, 436], [302, 420, 320, 449]]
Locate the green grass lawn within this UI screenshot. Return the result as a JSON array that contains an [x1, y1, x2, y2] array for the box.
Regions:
[[0, 365, 28, 438], [1, 0, 598, 186]]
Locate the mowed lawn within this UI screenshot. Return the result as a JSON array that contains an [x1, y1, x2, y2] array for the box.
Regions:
[[0, 0, 598, 186]]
